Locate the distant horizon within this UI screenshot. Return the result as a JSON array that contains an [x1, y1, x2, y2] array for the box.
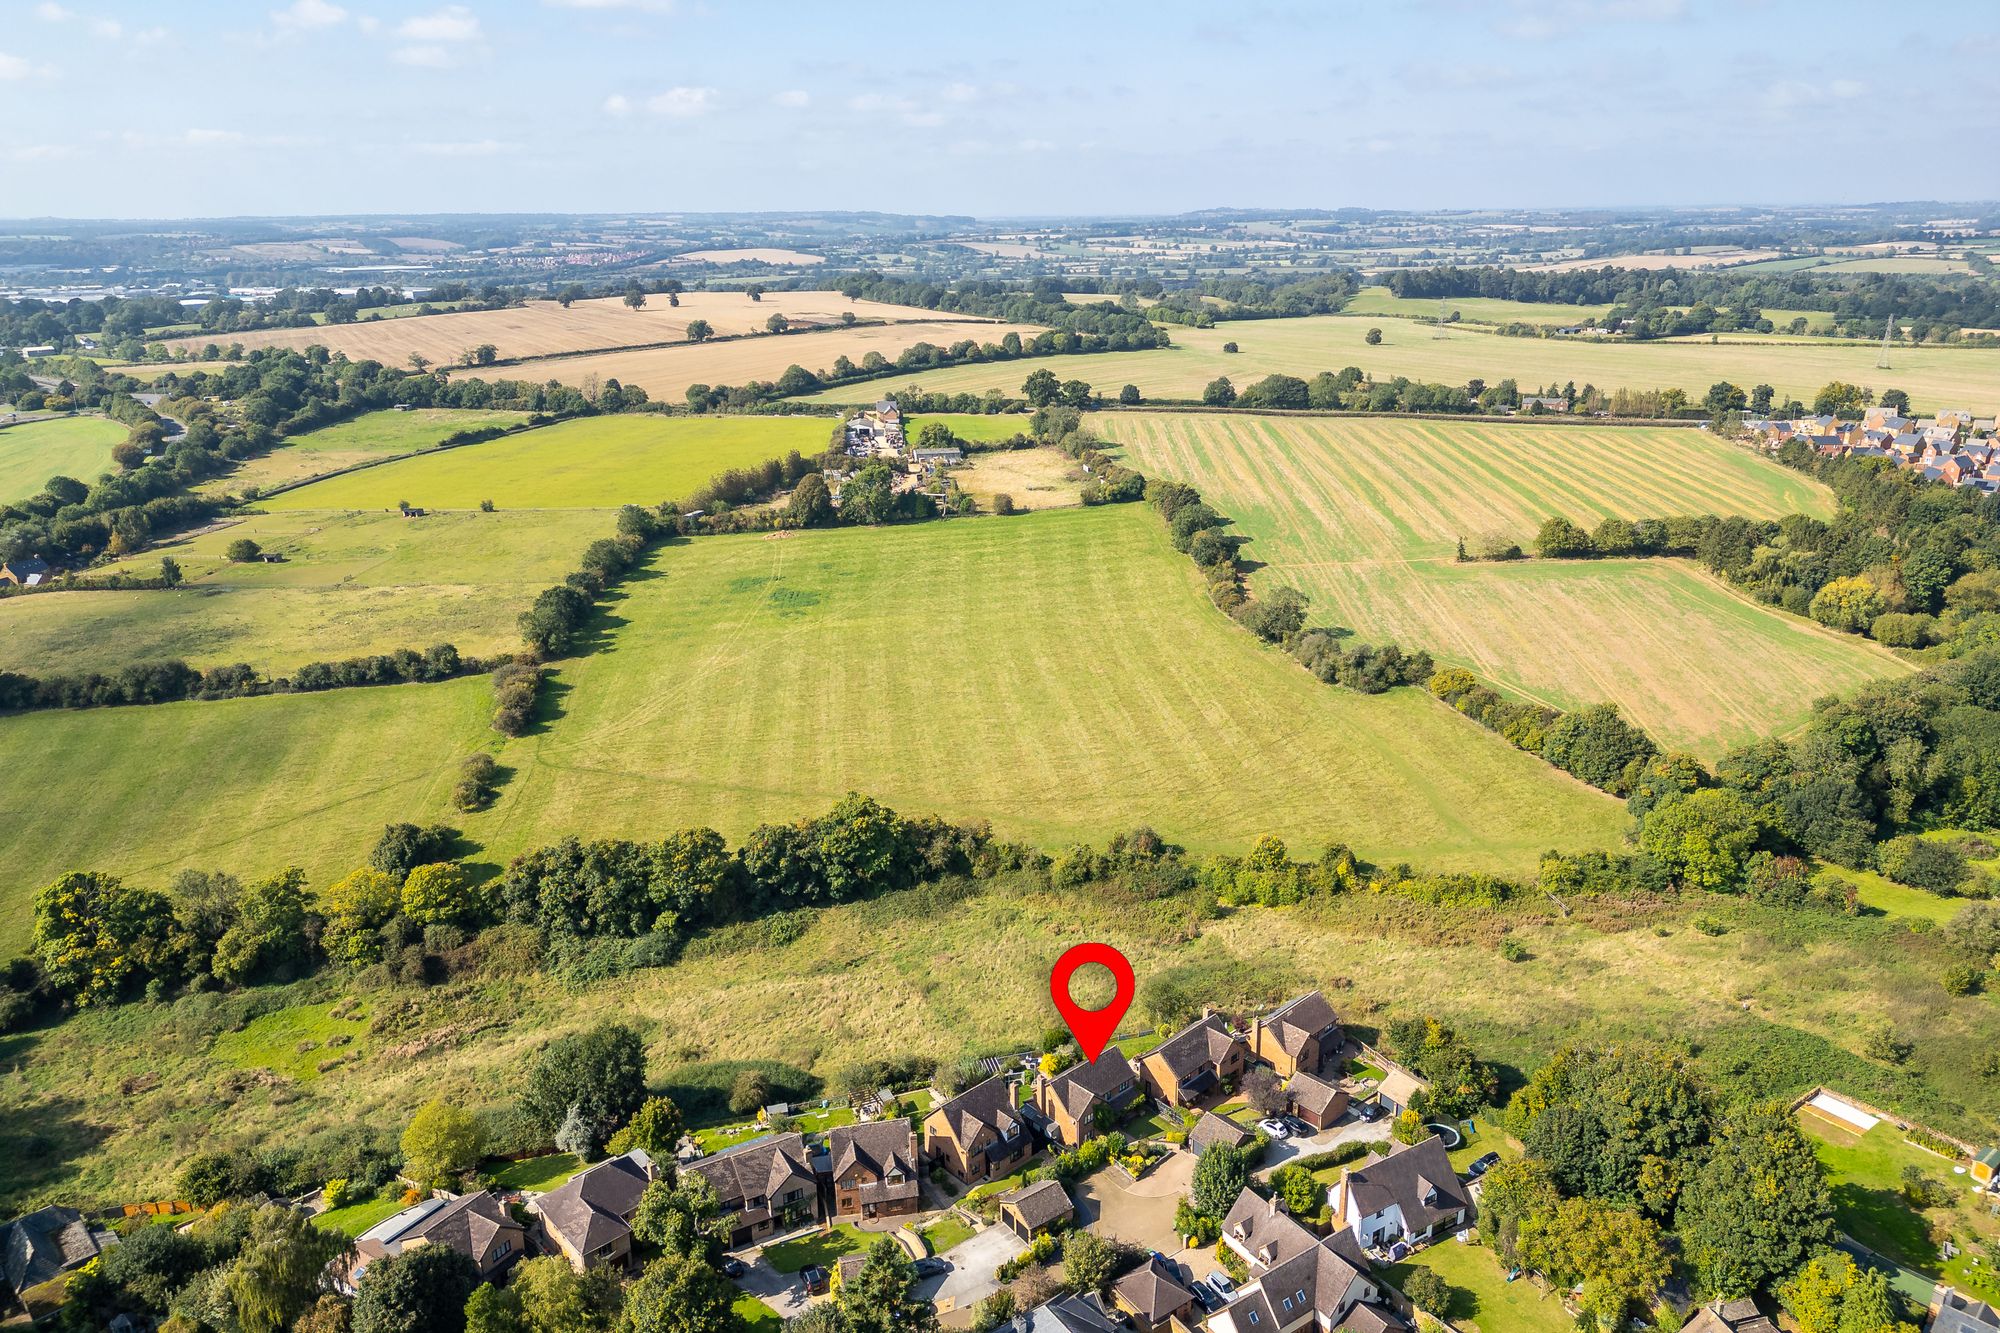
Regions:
[[3, 0, 1995, 216], [2, 200, 1997, 227]]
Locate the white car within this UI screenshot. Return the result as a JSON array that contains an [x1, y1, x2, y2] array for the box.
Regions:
[[1207, 1272, 1238, 1299], [1257, 1117, 1292, 1138]]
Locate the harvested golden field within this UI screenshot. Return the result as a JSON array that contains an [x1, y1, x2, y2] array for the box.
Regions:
[[457, 319, 1045, 402], [1524, 247, 1785, 271], [155, 290, 979, 364], [952, 447, 1087, 511], [1097, 412, 1909, 759]]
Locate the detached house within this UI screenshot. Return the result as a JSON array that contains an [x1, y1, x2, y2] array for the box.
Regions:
[[1139, 1012, 1247, 1108], [1214, 1187, 1409, 1333], [530, 1150, 660, 1272], [1032, 1051, 1142, 1147], [0, 1206, 109, 1298], [924, 1075, 1033, 1184], [343, 1192, 524, 1291], [0, 555, 52, 588], [1251, 991, 1342, 1079], [1112, 1256, 1202, 1332], [826, 1121, 920, 1222], [683, 1132, 820, 1248], [1329, 1136, 1474, 1249]]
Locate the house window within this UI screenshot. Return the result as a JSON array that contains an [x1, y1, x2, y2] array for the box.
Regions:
[[1247, 1314, 1260, 1326], [1283, 1296, 1295, 1312], [1295, 1290, 1307, 1305], [494, 1241, 511, 1259]]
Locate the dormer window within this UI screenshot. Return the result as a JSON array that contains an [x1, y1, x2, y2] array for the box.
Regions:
[[1247, 1314, 1260, 1327]]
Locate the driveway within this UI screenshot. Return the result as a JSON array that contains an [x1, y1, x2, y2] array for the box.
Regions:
[[921, 1224, 1026, 1314], [1075, 1151, 1196, 1254], [732, 1249, 813, 1321], [1255, 1114, 1392, 1177]]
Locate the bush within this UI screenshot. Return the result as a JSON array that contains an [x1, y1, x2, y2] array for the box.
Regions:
[[1402, 1266, 1452, 1316], [1499, 937, 1529, 962], [225, 538, 262, 562], [1876, 836, 1969, 896], [1942, 964, 1984, 996]]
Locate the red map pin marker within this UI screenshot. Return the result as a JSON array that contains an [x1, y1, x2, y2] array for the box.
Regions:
[[1049, 942, 1135, 1064]]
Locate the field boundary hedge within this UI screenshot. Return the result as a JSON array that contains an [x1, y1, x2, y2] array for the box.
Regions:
[[246, 416, 563, 501], [1089, 403, 1699, 427]]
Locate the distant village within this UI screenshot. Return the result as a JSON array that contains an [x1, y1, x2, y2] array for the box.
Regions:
[[1745, 407, 2000, 491]]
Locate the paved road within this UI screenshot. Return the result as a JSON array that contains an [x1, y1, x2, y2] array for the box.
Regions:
[[1255, 1114, 1393, 1177]]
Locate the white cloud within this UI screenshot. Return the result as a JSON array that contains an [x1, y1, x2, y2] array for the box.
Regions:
[[941, 82, 979, 103], [774, 88, 809, 108], [8, 143, 75, 162], [545, 0, 675, 10], [272, 0, 348, 29], [35, 3, 71, 20], [398, 5, 481, 42], [182, 128, 248, 146], [645, 85, 715, 117], [392, 44, 455, 67], [0, 51, 54, 80], [35, 3, 164, 43], [602, 93, 632, 116], [413, 138, 509, 156]]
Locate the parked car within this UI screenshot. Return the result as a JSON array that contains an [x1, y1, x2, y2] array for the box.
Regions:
[[800, 1266, 830, 1296], [1207, 1272, 1238, 1300], [1354, 1101, 1383, 1122], [1283, 1116, 1314, 1138], [1192, 1279, 1226, 1312], [914, 1257, 952, 1278], [1468, 1151, 1502, 1178], [721, 1258, 746, 1278], [1257, 1117, 1292, 1138]]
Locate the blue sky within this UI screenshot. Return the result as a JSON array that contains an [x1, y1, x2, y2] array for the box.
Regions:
[[1, 0, 1995, 219]]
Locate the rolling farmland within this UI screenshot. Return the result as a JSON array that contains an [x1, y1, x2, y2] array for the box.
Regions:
[[806, 315, 2000, 410], [3, 508, 606, 674], [457, 319, 1044, 404], [197, 407, 528, 496], [0, 503, 1628, 956], [0, 415, 127, 502], [471, 504, 1625, 873], [155, 290, 978, 363], [1096, 413, 1908, 758], [264, 413, 833, 511]]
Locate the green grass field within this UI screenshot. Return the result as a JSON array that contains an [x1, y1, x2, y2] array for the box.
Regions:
[[265, 414, 833, 511], [905, 412, 1034, 442], [312, 1191, 408, 1238], [1343, 289, 1616, 327], [211, 999, 371, 1081], [0, 503, 1625, 957], [468, 504, 1625, 872], [0, 676, 497, 955], [3, 508, 606, 674], [1093, 413, 1907, 758], [0, 416, 127, 502], [199, 408, 527, 496], [806, 315, 2000, 411]]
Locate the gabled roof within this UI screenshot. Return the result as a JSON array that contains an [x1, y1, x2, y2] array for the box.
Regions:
[[1000, 1179, 1074, 1232], [535, 1150, 657, 1256], [1222, 1187, 1320, 1270], [1342, 1136, 1474, 1233], [1145, 1013, 1242, 1081], [684, 1133, 814, 1209], [1044, 1051, 1140, 1123], [1261, 991, 1341, 1057], [827, 1120, 917, 1183], [0, 1205, 101, 1293], [1288, 1071, 1345, 1117], [1189, 1110, 1253, 1153], [1931, 1289, 2000, 1333], [931, 1074, 1027, 1150], [1114, 1256, 1198, 1319], [1021, 1293, 1125, 1333]]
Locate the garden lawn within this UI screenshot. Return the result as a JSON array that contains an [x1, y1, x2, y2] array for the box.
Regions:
[[0, 415, 127, 503], [1094, 412, 1906, 759], [919, 1215, 977, 1255], [198, 408, 527, 496], [762, 1223, 871, 1273], [312, 1191, 409, 1237], [1387, 1238, 1574, 1333], [264, 414, 833, 511], [733, 1295, 784, 1333], [486, 1154, 583, 1193], [1799, 1117, 1962, 1273], [1446, 1116, 1522, 1175]]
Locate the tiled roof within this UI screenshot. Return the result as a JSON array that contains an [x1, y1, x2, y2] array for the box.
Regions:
[[1342, 1136, 1474, 1234], [1001, 1179, 1074, 1231], [932, 1075, 1027, 1150], [1262, 990, 1340, 1057], [0, 1206, 102, 1293], [1146, 1013, 1241, 1080], [1189, 1111, 1253, 1153], [684, 1134, 815, 1213], [1114, 1257, 1198, 1319], [535, 1150, 657, 1257], [1044, 1052, 1140, 1122], [1288, 1071, 1345, 1117]]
